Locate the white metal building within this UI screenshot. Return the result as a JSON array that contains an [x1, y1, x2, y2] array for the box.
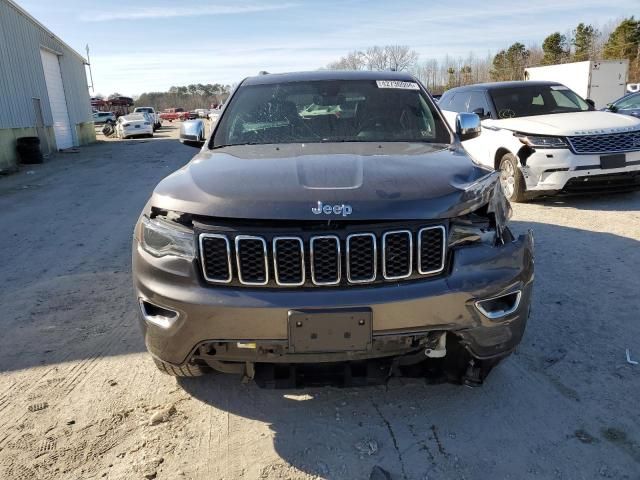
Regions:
[[0, 0, 95, 173]]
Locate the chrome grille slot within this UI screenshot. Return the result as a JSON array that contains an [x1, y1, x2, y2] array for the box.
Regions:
[[235, 235, 268, 285], [418, 226, 445, 274], [273, 237, 305, 286], [199, 234, 232, 283], [310, 235, 341, 285], [199, 224, 447, 288], [382, 230, 412, 279], [567, 130, 640, 154], [346, 233, 377, 283]]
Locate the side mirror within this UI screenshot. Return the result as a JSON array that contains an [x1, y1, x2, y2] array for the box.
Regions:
[[471, 107, 489, 119], [179, 119, 206, 148], [456, 113, 481, 141], [585, 98, 596, 109], [606, 103, 618, 112]]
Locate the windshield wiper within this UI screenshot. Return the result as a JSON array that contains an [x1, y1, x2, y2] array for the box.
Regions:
[[211, 142, 260, 149]]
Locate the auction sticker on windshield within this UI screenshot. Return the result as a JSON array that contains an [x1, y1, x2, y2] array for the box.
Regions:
[[376, 80, 420, 90]]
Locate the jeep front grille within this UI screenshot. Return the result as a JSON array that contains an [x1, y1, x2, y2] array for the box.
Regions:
[[198, 225, 446, 288], [567, 130, 640, 154]]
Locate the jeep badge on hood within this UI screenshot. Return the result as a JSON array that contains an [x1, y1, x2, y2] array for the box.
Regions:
[[312, 201, 353, 216]]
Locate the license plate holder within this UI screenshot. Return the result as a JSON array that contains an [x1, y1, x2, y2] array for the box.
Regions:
[[600, 154, 626, 169], [288, 309, 372, 353]]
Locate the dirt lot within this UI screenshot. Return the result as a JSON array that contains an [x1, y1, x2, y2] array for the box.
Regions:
[[0, 124, 639, 480]]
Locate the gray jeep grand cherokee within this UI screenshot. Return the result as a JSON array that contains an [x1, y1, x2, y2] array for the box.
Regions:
[[132, 71, 534, 387]]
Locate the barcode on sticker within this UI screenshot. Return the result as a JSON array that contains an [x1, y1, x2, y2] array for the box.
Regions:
[[376, 80, 419, 90]]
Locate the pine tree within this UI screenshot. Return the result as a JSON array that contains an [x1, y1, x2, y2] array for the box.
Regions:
[[542, 32, 569, 65], [572, 23, 598, 61], [603, 17, 640, 82]]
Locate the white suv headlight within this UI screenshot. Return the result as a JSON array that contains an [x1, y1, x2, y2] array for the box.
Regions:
[[514, 133, 567, 149], [140, 216, 195, 259]]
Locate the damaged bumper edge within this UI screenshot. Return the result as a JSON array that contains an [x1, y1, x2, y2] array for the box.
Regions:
[[521, 148, 640, 193]]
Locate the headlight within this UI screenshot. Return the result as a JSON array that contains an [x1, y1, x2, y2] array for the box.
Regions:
[[140, 216, 195, 259], [514, 133, 567, 149]]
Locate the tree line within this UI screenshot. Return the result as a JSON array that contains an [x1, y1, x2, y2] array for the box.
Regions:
[[100, 84, 231, 111], [134, 84, 231, 110], [326, 17, 639, 93]]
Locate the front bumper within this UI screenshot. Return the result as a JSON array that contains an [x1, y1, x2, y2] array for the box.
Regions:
[[133, 231, 534, 366], [522, 148, 640, 192]]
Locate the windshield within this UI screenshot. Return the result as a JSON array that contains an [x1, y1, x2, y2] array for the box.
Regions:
[[212, 79, 451, 147], [490, 85, 590, 119], [136, 108, 152, 113], [613, 93, 640, 110]]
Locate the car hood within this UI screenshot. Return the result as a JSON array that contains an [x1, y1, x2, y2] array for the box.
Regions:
[[487, 111, 640, 136], [149, 142, 502, 221]]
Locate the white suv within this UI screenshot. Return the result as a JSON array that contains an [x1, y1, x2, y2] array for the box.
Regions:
[[133, 107, 162, 131], [440, 81, 640, 201]]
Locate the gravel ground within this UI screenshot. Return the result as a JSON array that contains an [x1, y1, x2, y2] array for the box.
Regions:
[[0, 124, 638, 480]]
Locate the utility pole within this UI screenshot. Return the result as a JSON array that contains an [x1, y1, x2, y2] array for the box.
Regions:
[[86, 44, 95, 94]]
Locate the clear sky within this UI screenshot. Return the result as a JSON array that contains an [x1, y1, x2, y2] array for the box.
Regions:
[[15, 0, 635, 96]]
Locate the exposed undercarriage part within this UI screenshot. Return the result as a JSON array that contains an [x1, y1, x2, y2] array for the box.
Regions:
[[184, 332, 505, 389]]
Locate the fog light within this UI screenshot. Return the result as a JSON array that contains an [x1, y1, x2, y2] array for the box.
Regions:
[[139, 298, 179, 328], [475, 291, 522, 320]]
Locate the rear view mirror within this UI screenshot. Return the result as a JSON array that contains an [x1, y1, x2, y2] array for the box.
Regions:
[[179, 119, 206, 148], [456, 113, 481, 142]]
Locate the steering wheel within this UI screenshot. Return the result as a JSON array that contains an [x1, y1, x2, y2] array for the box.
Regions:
[[356, 115, 389, 134], [498, 109, 515, 119]]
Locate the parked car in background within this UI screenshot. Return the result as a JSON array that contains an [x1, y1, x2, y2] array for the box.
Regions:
[[195, 109, 209, 118], [180, 111, 198, 121], [115, 113, 153, 139], [439, 81, 640, 201], [627, 83, 640, 93], [159, 108, 185, 122], [92, 111, 116, 125], [133, 70, 534, 388], [178, 119, 206, 145], [134, 107, 162, 130], [138, 112, 156, 130], [604, 92, 640, 119], [208, 109, 221, 123]]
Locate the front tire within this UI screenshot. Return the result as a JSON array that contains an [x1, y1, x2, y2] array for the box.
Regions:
[[499, 153, 527, 202], [153, 357, 210, 377]]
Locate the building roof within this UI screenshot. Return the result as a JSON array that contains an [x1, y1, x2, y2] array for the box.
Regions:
[[5, 0, 88, 64], [242, 70, 417, 86]]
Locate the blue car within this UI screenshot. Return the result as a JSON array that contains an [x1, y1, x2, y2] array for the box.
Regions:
[[605, 92, 640, 118]]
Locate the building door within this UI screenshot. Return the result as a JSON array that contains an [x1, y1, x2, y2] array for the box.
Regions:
[[40, 49, 73, 150]]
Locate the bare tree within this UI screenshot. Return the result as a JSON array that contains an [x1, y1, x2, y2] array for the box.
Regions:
[[327, 50, 366, 70], [364, 46, 389, 71], [386, 45, 419, 71]]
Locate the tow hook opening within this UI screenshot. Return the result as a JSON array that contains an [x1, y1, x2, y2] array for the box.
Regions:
[[475, 290, 522, 320], [139, 298, 179, 328]]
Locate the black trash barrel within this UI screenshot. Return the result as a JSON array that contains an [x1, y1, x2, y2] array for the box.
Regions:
[[16, 136, 44, 164]]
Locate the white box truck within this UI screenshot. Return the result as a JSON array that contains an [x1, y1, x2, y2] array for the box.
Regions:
[[524, 60, 628, 108]]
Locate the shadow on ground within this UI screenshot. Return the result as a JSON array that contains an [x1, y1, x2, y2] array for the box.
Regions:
[[531, 190, 640, 211]]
